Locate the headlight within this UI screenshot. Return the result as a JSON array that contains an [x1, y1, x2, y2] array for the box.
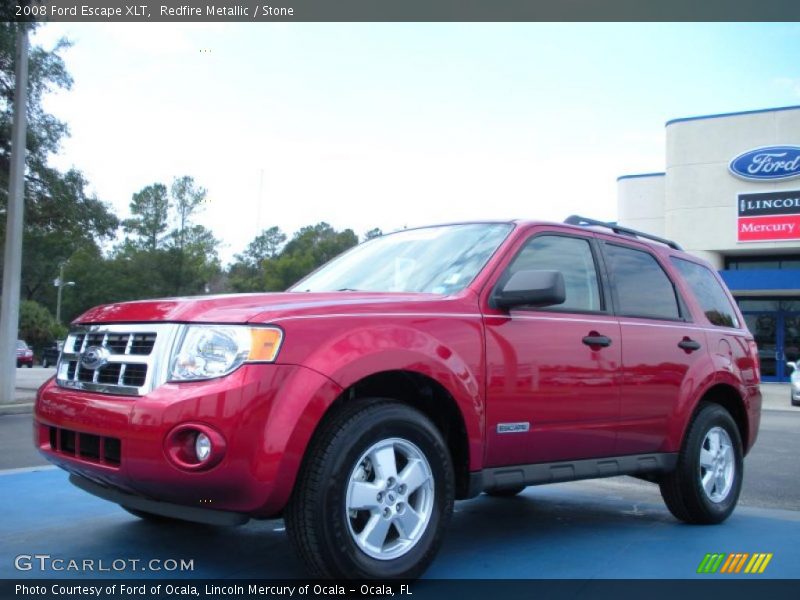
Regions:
[[169, 325, 283, 381]]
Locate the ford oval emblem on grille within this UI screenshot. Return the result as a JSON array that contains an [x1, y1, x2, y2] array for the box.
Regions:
[[80, 346, 110, 370]]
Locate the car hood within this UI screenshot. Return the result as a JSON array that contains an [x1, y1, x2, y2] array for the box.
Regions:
[[73, 291, 458, 325]]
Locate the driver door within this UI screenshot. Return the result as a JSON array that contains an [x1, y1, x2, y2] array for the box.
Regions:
[[483, 232, 621, 466]]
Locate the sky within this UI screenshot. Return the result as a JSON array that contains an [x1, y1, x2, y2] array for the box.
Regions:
[[31, 22, 800, 264]]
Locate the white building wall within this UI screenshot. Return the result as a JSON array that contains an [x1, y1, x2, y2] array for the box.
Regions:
[[617, 174, 666, 238], [617, 106, 800, 270], [664, 108, 800, 262]]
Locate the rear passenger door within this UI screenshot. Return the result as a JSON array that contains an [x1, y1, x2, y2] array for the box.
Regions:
[[601, 242, 706, 455], [484, 232, 621, 466]]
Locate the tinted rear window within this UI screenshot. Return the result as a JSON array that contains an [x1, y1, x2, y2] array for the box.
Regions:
[[604, 244, 681, 320], [671, 257, 740, 328]]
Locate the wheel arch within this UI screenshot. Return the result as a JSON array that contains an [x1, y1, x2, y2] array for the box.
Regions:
[[690, 383, 750, 455], [312, 369, 476, 499]]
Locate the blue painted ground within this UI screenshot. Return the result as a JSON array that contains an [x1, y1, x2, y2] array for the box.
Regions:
[[1, 468, 798, 579]]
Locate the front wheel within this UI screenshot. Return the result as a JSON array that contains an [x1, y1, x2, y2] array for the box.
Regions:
[[659, 403, 743, 524], [285, 400, 454, 579]]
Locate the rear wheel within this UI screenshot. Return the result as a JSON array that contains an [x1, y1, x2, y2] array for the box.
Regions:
[[485, 485, 526, 497], [659, 403, 743, 524], [285, 400, 454, 579]]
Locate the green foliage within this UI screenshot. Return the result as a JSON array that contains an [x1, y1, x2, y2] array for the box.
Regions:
[[228, 222, 359, 292], [18, 299, 58, 349], [0, 23, 118, 313], [122, 183, 169, 251]]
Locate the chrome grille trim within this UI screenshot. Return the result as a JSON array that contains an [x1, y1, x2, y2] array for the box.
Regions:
[[56, 323, 182, 397]]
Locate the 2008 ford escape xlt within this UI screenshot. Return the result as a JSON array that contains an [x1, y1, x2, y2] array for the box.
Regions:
[[35, 216, 761, 579]]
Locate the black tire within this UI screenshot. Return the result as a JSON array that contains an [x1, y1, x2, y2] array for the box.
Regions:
[[26, 362, 32, 368], [285, 400, 455, 579], [485, 485, 526, 497], [659, 403, 743, 524]]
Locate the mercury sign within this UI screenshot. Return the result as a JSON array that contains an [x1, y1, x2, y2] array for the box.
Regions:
[[738, 190, 800, 242], [729, 146, 800, 181]]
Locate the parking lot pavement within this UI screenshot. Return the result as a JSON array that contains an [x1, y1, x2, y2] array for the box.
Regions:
[[0, 469, 797, 580]]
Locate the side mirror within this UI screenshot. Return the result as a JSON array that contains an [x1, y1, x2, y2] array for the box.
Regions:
[[787, 361, 797, 373], [493, 269, 566, 310]]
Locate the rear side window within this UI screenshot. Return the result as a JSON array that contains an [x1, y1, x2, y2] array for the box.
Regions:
[[604, 244, 681, 320], [671, 257, 740, 328], [504, 235, 602, 312]]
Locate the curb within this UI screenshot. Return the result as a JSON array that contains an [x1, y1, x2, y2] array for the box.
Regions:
[[0, 402, 34, 416]]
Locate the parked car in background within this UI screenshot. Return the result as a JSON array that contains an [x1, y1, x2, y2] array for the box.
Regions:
[[788, 362, 800, 406], [16, 340, 33, 368], [41, 340, 64, 368]]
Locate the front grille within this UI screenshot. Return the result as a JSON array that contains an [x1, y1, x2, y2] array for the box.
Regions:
[[47, 426, 121, 467], [56, 323, 180, 396]]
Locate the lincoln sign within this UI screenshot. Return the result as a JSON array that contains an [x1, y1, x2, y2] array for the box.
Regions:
[[738, 190, 800, 242]]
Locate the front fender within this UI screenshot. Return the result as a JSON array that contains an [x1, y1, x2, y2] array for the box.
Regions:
[[278, 320, 486, 471]]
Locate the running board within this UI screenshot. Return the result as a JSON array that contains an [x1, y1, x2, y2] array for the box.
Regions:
[[466, 452, 678, 497]]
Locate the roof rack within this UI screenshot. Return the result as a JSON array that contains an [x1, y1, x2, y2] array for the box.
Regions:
[[563, 215, 684, 251]]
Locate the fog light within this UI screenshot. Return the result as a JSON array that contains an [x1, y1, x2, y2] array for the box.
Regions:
[[195, 433, 212, 462]]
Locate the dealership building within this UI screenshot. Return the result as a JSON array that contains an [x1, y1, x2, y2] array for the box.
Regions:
[[617, 105, 800, 382]]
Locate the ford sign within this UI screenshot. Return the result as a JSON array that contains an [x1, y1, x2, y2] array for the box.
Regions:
[[729, 146, 800, 181]]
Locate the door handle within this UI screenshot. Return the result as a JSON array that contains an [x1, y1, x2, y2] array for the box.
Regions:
[[678, 338, 702, 352], [582, 334, 612, 348]]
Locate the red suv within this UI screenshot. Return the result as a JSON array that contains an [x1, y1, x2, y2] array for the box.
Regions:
[[35, 217, 761, 579]]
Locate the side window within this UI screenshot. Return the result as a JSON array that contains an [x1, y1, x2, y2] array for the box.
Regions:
[[504, 235, 602, 312], [604, 244, 681, 320], [671, 257, 740, 328]]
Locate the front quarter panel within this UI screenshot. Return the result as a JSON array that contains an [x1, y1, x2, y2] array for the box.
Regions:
[[272, 307, 486, 471]]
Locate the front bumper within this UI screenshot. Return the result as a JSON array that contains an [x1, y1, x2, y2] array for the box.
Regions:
[[35, 363, 342, 518]]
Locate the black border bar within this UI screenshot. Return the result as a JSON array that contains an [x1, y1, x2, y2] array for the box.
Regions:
[[6, 0, 800, 23], [3, 579, 800, 600]]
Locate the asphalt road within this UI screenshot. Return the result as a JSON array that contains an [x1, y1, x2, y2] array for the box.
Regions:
[[2, 406, 798, 511]]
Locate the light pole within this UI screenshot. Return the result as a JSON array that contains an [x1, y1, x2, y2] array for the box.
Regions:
[[0, 25, 29, 405], [54, 262, 75, 324]]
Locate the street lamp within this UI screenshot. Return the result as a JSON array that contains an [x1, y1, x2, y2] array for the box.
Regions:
[[54, 262, 75, 324]]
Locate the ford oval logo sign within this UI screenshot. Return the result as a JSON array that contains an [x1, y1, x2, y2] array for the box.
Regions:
[[80, 346, 109, 370], [729, 146, 800, 181]]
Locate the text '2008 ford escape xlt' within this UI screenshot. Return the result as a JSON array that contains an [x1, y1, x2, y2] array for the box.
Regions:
[[35, 216, 761, 579]]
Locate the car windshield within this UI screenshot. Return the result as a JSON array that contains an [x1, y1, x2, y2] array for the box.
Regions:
[[16, 340, 27, 349], [291, 223, 513, 294]]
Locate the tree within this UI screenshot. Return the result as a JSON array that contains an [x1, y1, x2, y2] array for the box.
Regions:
[[236, 226, 286, 267], [259, 222, 358, 291], [0, 23, 118, 310], [122, 183, 169, 251], [18, 300, 61, 351], [167, 176, 210, 295], [282, 222, 358, 266], [228, 226, 287, 292]]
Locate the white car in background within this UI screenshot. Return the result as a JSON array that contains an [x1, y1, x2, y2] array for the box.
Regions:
[[788, 362, 800, 406]]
